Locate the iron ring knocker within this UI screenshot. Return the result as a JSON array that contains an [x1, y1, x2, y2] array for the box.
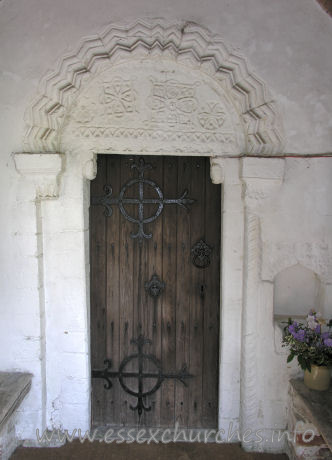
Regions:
[[191, 239, 213, 269], [145, 274, 165, 299], [144, 273, 165, 329]]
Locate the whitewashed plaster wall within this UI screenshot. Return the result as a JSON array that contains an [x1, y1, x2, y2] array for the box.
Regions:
[[0, 0, 331, 454], [241, 157, 332, 451], [1, 0, 331, 153]]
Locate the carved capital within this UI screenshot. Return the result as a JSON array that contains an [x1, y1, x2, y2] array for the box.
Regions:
[[209, 157, 225, 184], [241, 158, 285, 208], [14, 153, 63, 199], [82, 155, 97, 180]]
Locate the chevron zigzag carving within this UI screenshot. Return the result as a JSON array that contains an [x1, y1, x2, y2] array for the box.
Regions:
[[24, 20, 284, 154]]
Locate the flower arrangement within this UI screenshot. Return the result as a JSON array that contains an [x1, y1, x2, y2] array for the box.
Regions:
[[282, 310, 332, 371]]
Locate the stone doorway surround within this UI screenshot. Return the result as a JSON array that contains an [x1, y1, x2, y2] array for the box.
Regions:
[[13, 20, 289, 452]]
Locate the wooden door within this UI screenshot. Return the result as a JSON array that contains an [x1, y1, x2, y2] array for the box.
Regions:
[[90, 155, 221, 429]]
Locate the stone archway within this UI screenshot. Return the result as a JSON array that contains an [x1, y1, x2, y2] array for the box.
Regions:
[[24, 20, 284, 155], [16, 19, 286, 451]]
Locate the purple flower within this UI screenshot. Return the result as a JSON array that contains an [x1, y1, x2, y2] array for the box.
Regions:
[[295, 330, 306, 342], [289, 329, 305, 342], [322, 332, 330, 340], [288, 322, 298, 334], [288, 323, 306, 342], [315, 325, 321, 333], [324, 338, 332, 347]]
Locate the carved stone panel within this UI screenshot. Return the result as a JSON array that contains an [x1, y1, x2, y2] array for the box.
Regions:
[[62, 60, 242, 155]]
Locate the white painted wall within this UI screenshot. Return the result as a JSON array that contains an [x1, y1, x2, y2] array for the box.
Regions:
[[251, 157, 332, 451], [0, 0, 331, 453], [1, 0, 331, 153]]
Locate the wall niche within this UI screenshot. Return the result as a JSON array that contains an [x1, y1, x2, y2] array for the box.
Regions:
[[274, 264, 322, 318]]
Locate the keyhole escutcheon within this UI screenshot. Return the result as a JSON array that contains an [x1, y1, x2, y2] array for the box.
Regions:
[[200, 284, 206, 299]]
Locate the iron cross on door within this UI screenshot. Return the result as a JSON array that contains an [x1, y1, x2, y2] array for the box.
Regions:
[[90, 155, 221, 429]]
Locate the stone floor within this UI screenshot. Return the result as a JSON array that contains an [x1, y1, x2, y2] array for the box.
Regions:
[[11, 441, 288, 459]]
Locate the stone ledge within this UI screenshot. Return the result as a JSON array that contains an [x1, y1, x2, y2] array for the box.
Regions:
[[290, 379, 332, 451], [0, 372, 32, 431]]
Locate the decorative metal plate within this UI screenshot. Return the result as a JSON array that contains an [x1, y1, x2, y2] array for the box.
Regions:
[[191, 239, 213, 268], [92, 334, 193, 419], [91, 157, 195, 244]]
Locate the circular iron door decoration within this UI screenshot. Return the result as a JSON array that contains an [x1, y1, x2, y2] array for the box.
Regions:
[[92, 335, 193, 419], [191, 239, 213, 268], [91, 157, 195, 244]]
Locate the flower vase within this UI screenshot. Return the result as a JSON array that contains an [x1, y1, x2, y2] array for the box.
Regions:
[[304, 365, 330, 391]]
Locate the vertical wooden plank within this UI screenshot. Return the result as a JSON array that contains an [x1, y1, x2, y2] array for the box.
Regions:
[[188, 156, 206, 428], [119, 155, 137, 426], [160, 156, 178, 427], [90, 155, 107, 426], [175, 157, 192, 427], [202, 158, 221, 427], [131, 155, 149, 426], [104, 155, 121, 425], [142, 155, 163, 428]]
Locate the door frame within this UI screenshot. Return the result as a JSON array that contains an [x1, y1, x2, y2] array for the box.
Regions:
[[17, 149, 288, 448], [14, 148, 247, 438], [17, 19, 286, 449]]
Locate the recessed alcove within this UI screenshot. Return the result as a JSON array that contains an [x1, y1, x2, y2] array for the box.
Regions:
[[274, 264, 322, 319], [272, 264, 324, 361]]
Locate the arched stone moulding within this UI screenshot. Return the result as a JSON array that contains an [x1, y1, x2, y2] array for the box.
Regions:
[[24, 20, 284, 155], [17, 21, 286, 447], [261, 241, 332, 284]]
